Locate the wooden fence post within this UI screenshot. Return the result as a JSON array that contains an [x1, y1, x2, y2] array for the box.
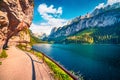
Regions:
[[33, 50, 34, 54], [42, 54, 45, 63], [25, 42, 27, 50]]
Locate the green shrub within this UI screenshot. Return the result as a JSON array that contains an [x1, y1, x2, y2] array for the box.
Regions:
[[45, 58, 73, 80], [17, 44, 26, 50], [0, 49, 8, 58]]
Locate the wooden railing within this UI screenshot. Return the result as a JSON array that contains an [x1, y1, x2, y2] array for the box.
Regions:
[[32, 48, 78, 80], [16, 41, 78, 80]]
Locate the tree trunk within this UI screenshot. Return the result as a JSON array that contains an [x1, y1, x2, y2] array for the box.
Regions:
[[3, 38, 9, 49], [3, 31, 15, 49]]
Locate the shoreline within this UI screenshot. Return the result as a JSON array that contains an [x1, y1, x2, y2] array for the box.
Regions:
[[32, 48, 78, 80], [17, 44, 79, 80]]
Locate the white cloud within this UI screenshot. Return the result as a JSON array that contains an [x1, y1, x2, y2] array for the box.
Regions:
[[38, 4, 62, 16], [38, 3, 66, 25], [30, 3, 67, 35], [48, 18, 67, 27], [30, 23, 53, 35], [57, 7, 62, 14], [38, 3, 63, 21]]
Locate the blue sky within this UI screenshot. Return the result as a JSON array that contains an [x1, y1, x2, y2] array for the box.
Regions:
[[30, 0, 118, 35], [33, 0, 107, 24]]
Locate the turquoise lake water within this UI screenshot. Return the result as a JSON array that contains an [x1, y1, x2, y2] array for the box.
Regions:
[[33, 44, 120, 80]]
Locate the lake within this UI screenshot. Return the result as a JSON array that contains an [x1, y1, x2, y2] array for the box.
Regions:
[[33, 44, 120, 80]]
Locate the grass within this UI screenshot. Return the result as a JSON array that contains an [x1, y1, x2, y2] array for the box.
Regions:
[[45, 57, 73, 80], [75, 28, 96, 36], [0, 49, 8, 58], [17, 44, 27, 50], [28, 29, 48, 45]]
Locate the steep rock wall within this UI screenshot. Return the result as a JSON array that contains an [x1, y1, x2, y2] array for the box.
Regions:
[[0, 0, 33, 50]]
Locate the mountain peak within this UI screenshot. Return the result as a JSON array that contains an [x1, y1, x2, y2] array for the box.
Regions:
[[48, 2, 120, 41], [91, 2, 120, 16]]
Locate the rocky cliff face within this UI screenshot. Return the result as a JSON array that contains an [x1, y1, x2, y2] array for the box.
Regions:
[[49, 2, 120, 39], [0, 0, 33, 50]]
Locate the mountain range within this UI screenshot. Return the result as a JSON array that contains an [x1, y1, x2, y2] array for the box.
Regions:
[[48, 2, 120, 44]]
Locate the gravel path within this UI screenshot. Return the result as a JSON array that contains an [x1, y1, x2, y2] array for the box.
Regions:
[[0, 46, 54, 80]]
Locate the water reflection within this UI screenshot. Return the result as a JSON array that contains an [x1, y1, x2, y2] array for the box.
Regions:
[[33, 44, 120, 80]]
